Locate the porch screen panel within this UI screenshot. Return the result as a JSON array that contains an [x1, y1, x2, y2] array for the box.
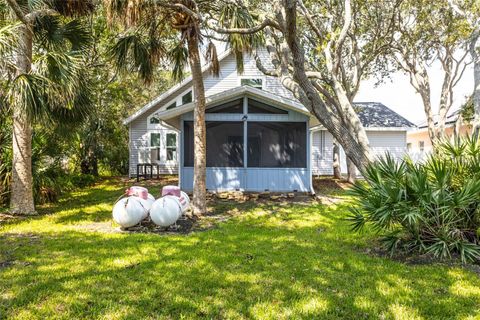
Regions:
[[183, 121, 244, 167], [183, 121, 195, 167], [247, 122, 306, 168]]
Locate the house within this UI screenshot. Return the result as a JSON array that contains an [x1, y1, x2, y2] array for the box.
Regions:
[[407, 112, 472, 161], [124, 50, 414, 192]]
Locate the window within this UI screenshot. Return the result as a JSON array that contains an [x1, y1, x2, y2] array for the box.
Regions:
[[247, 122, 306, 168], [206, 99, 243, 114], [166, 133, 177, 161], [182, 91, 192, 105], [248, 99, 288, 114], [150, 116, 161, 124], [407, 143, 412, 151], [150, 133, 161, 147], [166, 102, 176, 110], [184, 121, 244, 167], [241, 78, 263, 89], [419, 141, 425, 152], [150, 133, 161, 161]]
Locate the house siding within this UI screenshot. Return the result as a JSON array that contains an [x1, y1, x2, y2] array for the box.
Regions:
[[129, 117, 179, 177], [407, 124, 472, 162], [311, 130, 408, 175]]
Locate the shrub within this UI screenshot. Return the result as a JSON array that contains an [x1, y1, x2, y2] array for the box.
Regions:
[[33, 169, 97, 204], [348, 136, 480, 263], [70, 173, 97, 188]]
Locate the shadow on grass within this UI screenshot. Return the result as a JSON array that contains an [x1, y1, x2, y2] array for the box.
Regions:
[[1, 178, 479, 319], [1, 207, 480, 319], [41, 178, 170, 225]]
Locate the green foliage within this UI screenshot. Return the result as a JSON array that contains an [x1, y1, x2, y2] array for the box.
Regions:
[[0, 6, 173, 206], [217, 2, 265, 73], [0, 117, 98, 205], [349, 136, 480, 263], [1, 9, 94, 124], [106, 1, 264, 83], [460, 95, 474, 122]]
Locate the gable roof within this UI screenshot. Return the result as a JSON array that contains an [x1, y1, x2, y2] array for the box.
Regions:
[[123, 49, 233, 125], [354, 102, 415, 128]]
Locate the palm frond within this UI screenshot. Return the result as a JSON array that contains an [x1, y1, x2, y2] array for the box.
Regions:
[[109, 29, 165, 84], [349, 136, 480, 263], [7, 73, 47, 121], [0, 22, 21, 73], [49, 0, 95, 17], [34, 14, 92, 51], [205, 40, 219, 77], [216, 2, 264, 74], [168, 41, 188, 82]]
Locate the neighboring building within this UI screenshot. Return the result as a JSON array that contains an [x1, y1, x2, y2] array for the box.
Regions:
[[407, 112, 472, 161], [124, 50, 414, 192]]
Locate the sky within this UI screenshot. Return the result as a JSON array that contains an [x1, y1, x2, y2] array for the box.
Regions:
[[355, 62, 474, 125]]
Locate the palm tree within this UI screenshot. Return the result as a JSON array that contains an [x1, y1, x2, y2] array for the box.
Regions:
[[105, 0, 263, 216], [1, 0, 94, 214]]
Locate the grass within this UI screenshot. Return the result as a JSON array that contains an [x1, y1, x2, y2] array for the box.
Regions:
[[1, 178, 480, 319]]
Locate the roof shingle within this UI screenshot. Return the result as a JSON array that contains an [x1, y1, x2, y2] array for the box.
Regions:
[[354, 102, 415, 128]]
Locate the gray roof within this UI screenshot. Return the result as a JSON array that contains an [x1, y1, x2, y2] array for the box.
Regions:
[[417, 110, 459, 128], [354, 102, 415, 128]]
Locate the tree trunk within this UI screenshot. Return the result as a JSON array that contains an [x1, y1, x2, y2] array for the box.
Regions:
[[281, 1, 374, 173], [414, 68, 438, 148], [332, 140, 341, 179], [472, 33, 480, 136], [187, 34, 207, 216], [346, 156, 356, 184], [454, 112, 463, 139], [10, 24, 36, 215], [437, 55, 453, 141]]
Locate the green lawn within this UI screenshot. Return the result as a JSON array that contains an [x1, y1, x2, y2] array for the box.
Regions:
[[1, 178, 479, 319]]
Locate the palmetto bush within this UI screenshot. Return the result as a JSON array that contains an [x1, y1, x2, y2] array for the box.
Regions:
[[348, 136, 480, 263]]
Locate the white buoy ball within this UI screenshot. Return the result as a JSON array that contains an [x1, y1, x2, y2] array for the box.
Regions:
[[112, 196, 146, 228], [150, 196, 182, 227]]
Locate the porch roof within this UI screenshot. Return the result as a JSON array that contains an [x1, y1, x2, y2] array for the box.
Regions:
[[153, 86, 314, 129]]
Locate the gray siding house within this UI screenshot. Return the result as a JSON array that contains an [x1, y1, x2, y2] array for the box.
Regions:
[[124, 50, 414, 192]]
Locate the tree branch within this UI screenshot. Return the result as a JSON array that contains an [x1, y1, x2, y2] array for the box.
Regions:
[[5, 0, 29, 25], [209, 18, 279, 34]]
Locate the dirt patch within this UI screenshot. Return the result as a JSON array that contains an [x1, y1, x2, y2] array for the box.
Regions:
[[118, 215, 197, 235], [75, 201, 245, 235], [313, 176, 351, 192], [117, 175, 179, 189]]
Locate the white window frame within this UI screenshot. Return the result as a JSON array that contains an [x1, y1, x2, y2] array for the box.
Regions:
[[145, 130, 178, 164], [419, 141, 425, 152], [148, 131, 162, 163], [165, 132, 178, 162], [238, 76, 265, 90]]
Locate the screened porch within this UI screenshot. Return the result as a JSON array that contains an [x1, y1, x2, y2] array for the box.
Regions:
[[179, 96, 311, 192]]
